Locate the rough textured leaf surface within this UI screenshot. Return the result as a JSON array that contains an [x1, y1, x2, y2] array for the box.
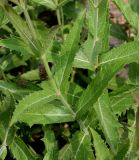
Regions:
[[54, 10, 85, 92], [10, 137, 37, 160], [94, 91, 120, 152], [90, 128, 112, 160], [77, 41, 139, 118], [11, 90, 74, 126], [71, 131, 95, 160]]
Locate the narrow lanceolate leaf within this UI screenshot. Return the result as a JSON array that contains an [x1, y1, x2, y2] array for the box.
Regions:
[[110, 85, 139, 115], [74, 50, 92, 70], [58, 0, 72, 7], [0, 145, 7, 160], [77, 41, 139, 118], [54, 10, 85, 93], [30, 0, 56, 10], [0, 36, 33, 55], [43, 126, 58, 160], [83, 0, 109, 65], [58, 144, 73, 160], [113, 0, 139, 30], [1, 2, 40, 56], [71, 132, 95, 160], [11, 90, 74, 126], [10, 137, 37, 160], [90, 128, 112, 160], [0, 80, 38, 95], [10, 90, 56, 125], [94, 91, 120, 153]]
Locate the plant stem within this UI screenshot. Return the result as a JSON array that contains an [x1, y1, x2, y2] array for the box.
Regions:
[[41, 54, 58, 94], [41, 54, 75, 118], [22, 2, 36, 40], [56, 9, 62, 26]]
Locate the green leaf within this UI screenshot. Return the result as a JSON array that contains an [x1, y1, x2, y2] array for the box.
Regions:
[[130, 0, 139, 14], [128, 62, 139, 84], [0, 36, 33, 55], [77, 41, 139, 118], [0, 91, 16, 159], [10, 137, 37, 160], [31, 0, 56, 10], [127, 105, 139, 159], [113, 0, 139, 30], [43, 126, 58, 160], [71, 131, 95, 160], [1, 3, 40, 56], [94, 91, 120, 153], [0, 7, 7, 27], [66, 83, 83, 108], [110, 23, 128, 40], [0, 91, 15, 129], [11, 90, 74, 126], [90, 128, 112, 160], [83, 0, 109, 65], [54, 10, 85, 93], [0, 145, 7, 160], [58, 0, 72, 8], [0, 53, 29, 71], [100, 41, 139, 66], [110, 85, 139, 115], [82, 110, 98, 129], [74, 50, 92, 70], [0, 80, 38, 95], [58, 144, 73, 160], [0, 124, 5, 142]]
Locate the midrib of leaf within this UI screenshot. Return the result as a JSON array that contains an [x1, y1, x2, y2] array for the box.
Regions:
[[6, 10, 37, 51], [59, 53, 70, 88], [24, 94, 55, 109], [77, 41, 139, 118], [98, 99, 109, 134], [113, 0, 139, 30], [97, 99, 115, 150], [60, 144, 71, 160], [112, 96, 128, 108], [74, 57, 90, 64], [10, 137, 36, 160], [54, 10, 85, 93], [15, 143, 28, 160], [94, 92, 120, 153], [24, 113, 72, 117], [92, 0, 99, 63], [74, 134, 86, 159], [0, 147, 6, 159], [10, 90, 57, 125], [90, 128, 111, 160], [0, 127, 10, 156], [100, 52, 139, 65]]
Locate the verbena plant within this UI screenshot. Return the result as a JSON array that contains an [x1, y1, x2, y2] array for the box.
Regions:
[[0, 0, 139, 159]]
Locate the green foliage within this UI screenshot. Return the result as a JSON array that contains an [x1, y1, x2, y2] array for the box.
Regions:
[[71, 131, 95, 160], [43, 126, 58, 160], [1, 0, 139, 159], [10, 137, 38, 160], [90, 128, 112, 160], [54, 10, 85, 93]]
